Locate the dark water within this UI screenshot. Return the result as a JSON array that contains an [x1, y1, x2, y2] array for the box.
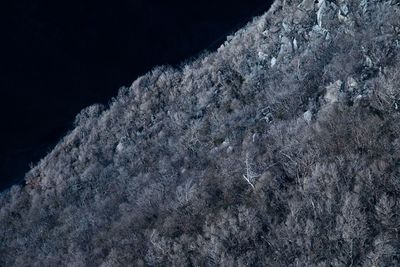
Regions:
[[0, 0, 272, 190]]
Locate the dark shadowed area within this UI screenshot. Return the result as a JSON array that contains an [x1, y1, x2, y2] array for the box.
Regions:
[[0, 0, 270, 190]]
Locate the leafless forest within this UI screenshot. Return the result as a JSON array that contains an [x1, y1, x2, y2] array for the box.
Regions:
[[1, 0, 400, 265]]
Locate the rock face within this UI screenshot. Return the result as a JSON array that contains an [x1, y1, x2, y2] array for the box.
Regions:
[[324, 80, 343, 104], [1, 0, 400, 266]]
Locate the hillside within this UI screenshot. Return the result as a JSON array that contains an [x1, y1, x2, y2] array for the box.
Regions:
[[1, 0, 400, 265]]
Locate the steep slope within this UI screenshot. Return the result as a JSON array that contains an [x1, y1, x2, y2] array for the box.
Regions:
[[1, 0, 400, 266]]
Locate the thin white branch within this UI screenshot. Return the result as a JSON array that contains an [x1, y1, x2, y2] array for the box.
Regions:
[[243, 152, 259, 190], [243, 174, 255, 189]]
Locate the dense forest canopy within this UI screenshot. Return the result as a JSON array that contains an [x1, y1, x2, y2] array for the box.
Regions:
[[1, 0, 400, 266]]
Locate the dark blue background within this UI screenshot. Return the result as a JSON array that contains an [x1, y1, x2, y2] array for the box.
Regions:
[[0, 0, 271, 190]]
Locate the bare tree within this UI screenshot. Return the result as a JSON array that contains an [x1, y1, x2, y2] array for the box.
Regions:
[[243, 152, 259, 189]]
